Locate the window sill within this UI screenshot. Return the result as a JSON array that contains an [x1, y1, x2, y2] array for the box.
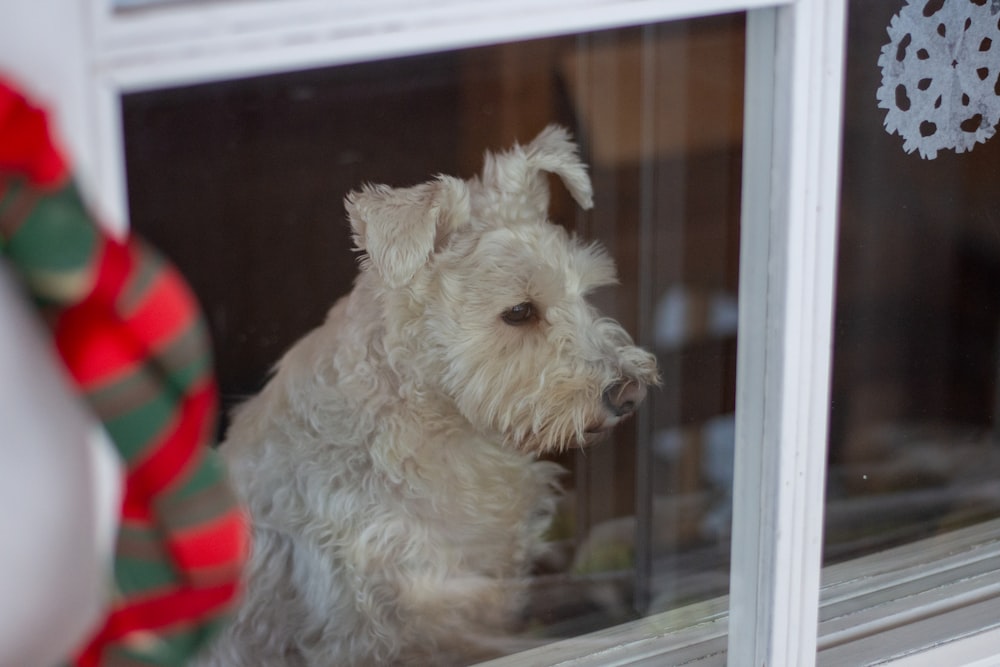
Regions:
[[479, 518, 1000, 666]]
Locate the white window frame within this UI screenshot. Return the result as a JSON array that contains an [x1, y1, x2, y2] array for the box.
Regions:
[[4, 0, 999, 665]]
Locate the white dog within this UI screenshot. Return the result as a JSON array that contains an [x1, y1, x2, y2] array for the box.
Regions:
[[200, 126, 659, 666]]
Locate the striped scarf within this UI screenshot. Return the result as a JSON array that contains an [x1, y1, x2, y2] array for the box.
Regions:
[[0, 79, 248, 666]]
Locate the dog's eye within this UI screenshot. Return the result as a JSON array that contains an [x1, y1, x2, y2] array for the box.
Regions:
[[502, 302, 537, 326]]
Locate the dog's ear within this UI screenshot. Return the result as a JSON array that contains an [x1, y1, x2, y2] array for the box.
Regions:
[[479, 124, 594, 222], [346, 175, 470, 287]]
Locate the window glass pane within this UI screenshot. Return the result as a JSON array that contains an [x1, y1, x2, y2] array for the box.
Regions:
[[827, 0, 1000, 563], [122, 14, 743, 656]]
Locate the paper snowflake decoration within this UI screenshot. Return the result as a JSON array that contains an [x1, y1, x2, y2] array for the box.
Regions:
[[877, 0, 1000, 159]]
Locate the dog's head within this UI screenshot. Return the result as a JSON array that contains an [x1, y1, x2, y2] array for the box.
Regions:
[[346, 125, 659, 453]]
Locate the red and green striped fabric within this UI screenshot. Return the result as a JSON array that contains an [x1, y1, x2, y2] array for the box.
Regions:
[[0, 78, 248, 667]]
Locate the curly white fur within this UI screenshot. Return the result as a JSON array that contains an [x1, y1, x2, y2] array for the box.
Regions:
[[197, 126, 659, 666]]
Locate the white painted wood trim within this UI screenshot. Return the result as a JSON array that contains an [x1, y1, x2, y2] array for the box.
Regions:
[[816, 519, 1000, 666], [884, 626, 1000, 667], [90, 77, 130, 238], [478, 519, 1000, 666], [729, 1, 847, 666], [92, 0, 787, 92]]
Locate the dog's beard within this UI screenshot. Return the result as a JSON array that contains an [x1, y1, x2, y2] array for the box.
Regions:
[[485, 402, 599, 454]]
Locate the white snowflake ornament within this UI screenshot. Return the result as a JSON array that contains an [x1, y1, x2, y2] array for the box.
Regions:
[[877, 0, 1000, 159]]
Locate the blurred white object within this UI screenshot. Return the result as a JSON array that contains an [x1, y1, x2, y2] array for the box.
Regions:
[[0, 264, 121, 667], [654, 286, 738, 349], [653, 413, 735, 542]]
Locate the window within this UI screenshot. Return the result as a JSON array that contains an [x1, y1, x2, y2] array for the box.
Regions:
[[811, 3, 1000, 663], [95, 5, 839, 661], [14, 0, 1000, 665], [121, 13, 745, 641], [827, 0, 1000, 563]]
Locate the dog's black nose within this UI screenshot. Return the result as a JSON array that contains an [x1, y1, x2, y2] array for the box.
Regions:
[[603, 380, 647, 418]]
